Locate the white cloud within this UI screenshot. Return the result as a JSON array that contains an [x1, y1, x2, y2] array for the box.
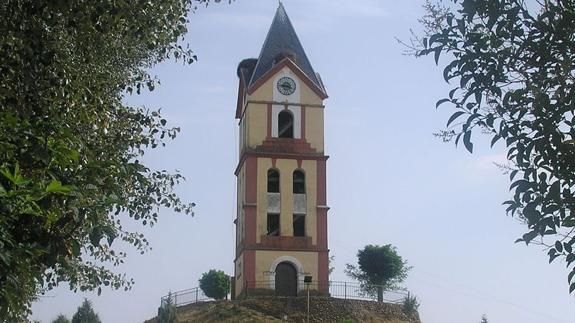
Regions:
[[198, 85, 230, 94], [305, 0, 389, 18], [286, 0, 390, 33], [200, 11, 270, 29], [334, 0, 389, 18], [461, 152, 510, 185]]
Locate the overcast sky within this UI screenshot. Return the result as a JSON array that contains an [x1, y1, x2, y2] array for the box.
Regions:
[[31, 1, 575, 322]]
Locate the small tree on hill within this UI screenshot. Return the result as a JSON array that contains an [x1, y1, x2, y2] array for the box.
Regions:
[[345, 244, 411, 302], [402, 292, 420, 316], [158, 292, 178, 323], [199, 269, 230, 300], [480, 314, 489, 323], [71, 299, 101, 323], [329, 254, 336, 276], [52, 314, 71, 323]]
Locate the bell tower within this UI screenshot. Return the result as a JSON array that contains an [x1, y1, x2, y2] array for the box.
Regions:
[[233, 3, 329, 298]]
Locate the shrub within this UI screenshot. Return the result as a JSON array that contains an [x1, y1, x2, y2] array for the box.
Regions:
[[402, 292, 420, 316], [158, 292, 178, 323], [52, 314, 70, 323], [71, 299, 101, 323]]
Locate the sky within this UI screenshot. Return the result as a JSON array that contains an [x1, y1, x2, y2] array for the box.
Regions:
[[31, 1, 575, 322]]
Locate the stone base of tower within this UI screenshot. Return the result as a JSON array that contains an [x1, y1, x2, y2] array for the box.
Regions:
[[148, 298, 421, 323], [234, 249, 329, 299]]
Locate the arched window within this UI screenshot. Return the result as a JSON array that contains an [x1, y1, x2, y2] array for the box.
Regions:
[[268, 169, 280, 193], [293, 170, 305, 194], [278, 110, 294, 138]]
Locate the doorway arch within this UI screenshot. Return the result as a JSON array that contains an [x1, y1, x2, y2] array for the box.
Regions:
[[268, 256, 304, 294], [275, 262, 297, 296]]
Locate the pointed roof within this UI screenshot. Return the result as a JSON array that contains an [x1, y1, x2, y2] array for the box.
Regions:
[[249, 3, 325, 93]]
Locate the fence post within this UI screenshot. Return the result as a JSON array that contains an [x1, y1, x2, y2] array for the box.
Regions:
[[174, 293, 178, 306], [196, 287, 199, 302], [344, 282, 347, 299]]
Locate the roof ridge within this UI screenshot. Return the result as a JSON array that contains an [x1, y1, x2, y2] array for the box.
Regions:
[[247, 4, 281, 86]]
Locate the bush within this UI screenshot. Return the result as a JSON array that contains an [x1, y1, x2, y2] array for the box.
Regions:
[[199, 269, 230, 300], [71, 299, 101, 323], [158, 292, 178, 323], [52, 314, 70, 323], [402, 292, 420, 316]]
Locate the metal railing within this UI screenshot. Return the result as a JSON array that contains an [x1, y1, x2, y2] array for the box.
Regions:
[[329, 281, 406, 303], [160, 281, 406, 308], [245, 280, 406, 303], [160, 287, 211, 308]]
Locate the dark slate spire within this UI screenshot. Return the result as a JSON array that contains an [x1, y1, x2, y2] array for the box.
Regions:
[[249, 3, 324, 91]]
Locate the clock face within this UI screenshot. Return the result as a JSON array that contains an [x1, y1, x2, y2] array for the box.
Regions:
[[277, 76, 296, 95]]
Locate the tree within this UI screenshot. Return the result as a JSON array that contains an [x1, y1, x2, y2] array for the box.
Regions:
[[158, 292, 178, 323], [402, 292, 420, 316], [480, 314, 489, 323], [415, 0, 575, 294], [52, 314, 71, 323], [0, 0, 226, 319], [199, 269, 230, 300], [345, 244, 411, 302], [71, 299, 101, 323], [329, 254, 336, 276]]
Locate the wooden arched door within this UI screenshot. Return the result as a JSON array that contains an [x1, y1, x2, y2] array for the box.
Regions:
[[275, 262, 297, 296]]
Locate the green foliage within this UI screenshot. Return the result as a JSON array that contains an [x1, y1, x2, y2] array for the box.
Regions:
[[158, 292, 179, 323], [416, 0, 575, 294], [199, 269, 230, 300], [328, 254, 336, 276], [0, 0, 231, 319], [71, 299, 101, 323], [402, 292, 420, 316], [345, 244, 411, 300], [52, 314, 71, 323]]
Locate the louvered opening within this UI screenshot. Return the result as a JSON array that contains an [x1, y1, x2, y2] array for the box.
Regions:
[[278, 110, 294, 138], [267, 213, 280, 236], [293, 214, 305, 237]]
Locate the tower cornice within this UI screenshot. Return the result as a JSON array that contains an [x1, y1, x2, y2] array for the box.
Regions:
[[234, 151, 329, 176]]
